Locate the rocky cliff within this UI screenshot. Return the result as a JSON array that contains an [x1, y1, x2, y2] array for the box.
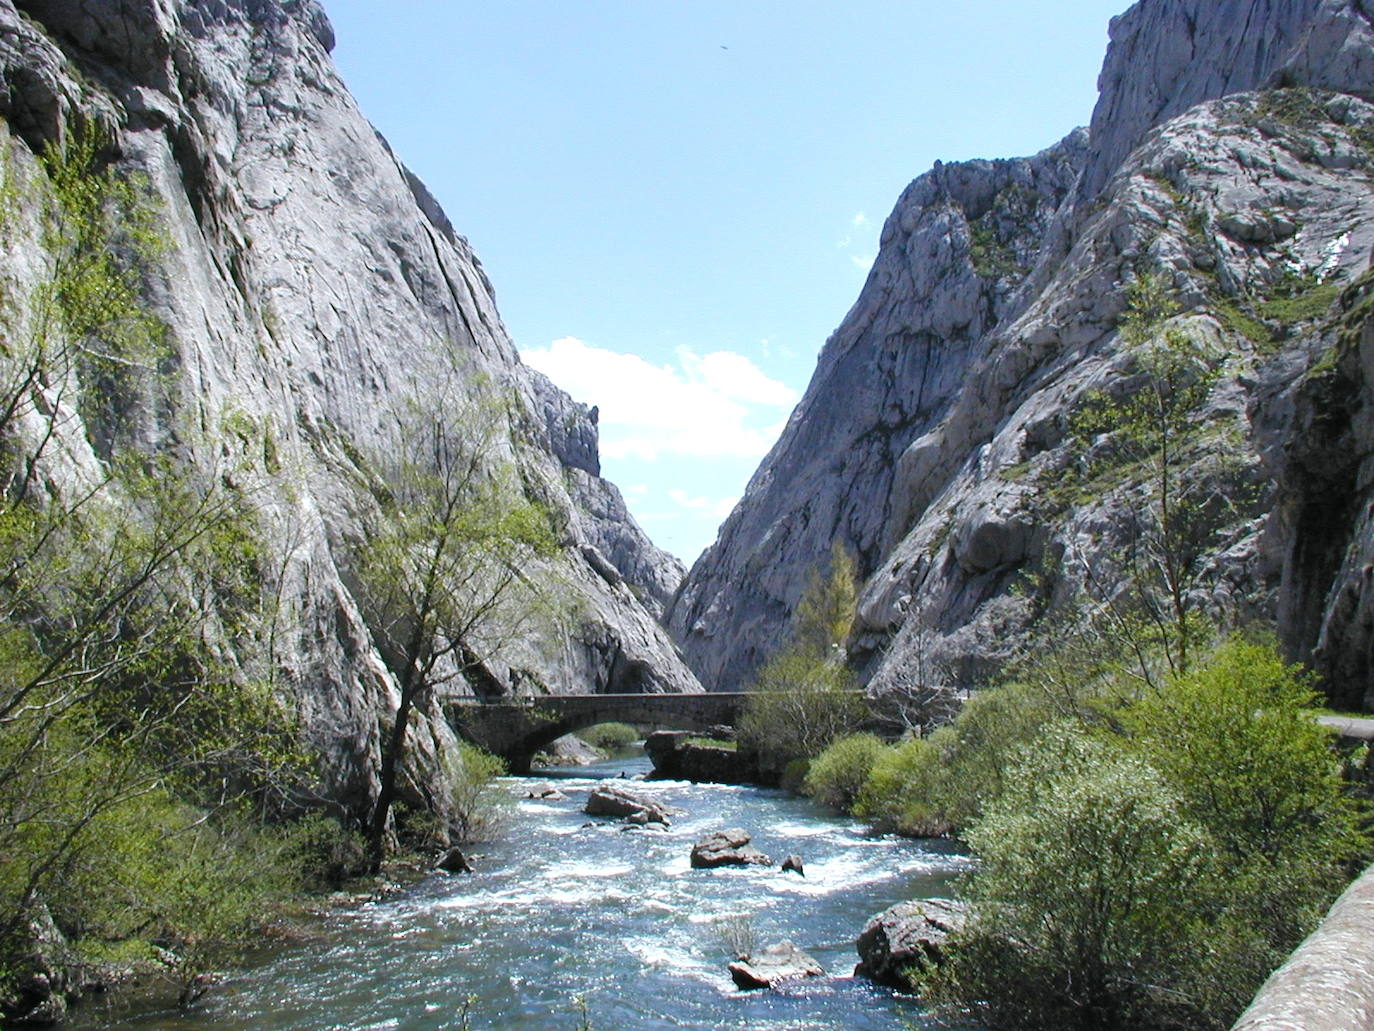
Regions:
[[668, 0, 1374, 707], [0, 0, 698, 821]]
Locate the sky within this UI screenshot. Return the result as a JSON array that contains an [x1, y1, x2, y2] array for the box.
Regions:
[[320, 1, 1129, 565]]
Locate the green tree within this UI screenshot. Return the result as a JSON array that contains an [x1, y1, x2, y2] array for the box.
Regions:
[[738, 543, 865, 783], [351, 373, 557, 870], [790, 539, 858, 660], [1071, 271, 1230, 679], [0, 135, 304, 1008]]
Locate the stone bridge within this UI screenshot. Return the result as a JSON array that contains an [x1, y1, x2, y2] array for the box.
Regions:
[[445, 691, 874, 773], [444, 692, 755, 773]]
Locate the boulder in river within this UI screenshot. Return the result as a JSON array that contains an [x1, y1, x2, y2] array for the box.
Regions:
[[690, 829, 772, 869], [524, 783, 568, 801], [583, 784, 672, 826], [436, 848, 473, 874], [855, 898, 968, 988], [644, 730, 758, 784], [781, 854, 805, 877], [728, 941, 825, 989]]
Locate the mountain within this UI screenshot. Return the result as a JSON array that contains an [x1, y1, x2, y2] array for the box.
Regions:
[[0, 0, 700, 822], [667, 0, 1374, 709]]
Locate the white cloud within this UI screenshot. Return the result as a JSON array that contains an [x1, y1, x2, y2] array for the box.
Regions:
[[521, 336, 798, 462], [668, 488, 739, 519], [852, 212, 869, 227], [851, 252, 877, 270]]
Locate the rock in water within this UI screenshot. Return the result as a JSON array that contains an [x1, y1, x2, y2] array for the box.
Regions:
[[436, 848, 473, 874], [583, 784, 672, 826], [728, 941, 825, 990], [690, 829, 772, 869], [781, 854, 805, 877], [855, 898, 967, 989]]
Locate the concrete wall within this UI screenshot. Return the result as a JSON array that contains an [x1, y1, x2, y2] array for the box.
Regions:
[[1232, 862, 1374, 1030]]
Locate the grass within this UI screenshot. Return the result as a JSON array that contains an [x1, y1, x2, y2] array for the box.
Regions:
[[686, 737, 737, 751]]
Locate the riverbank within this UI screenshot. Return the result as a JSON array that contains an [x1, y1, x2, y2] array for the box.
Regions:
[[65, 755, 968, 1030]]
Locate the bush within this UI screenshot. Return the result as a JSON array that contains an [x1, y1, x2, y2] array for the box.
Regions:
[[925, 640, 1371, 1030], [804, 733, 887, 811], [853, 735, 950, 836], [447, 742, 510, 844], [925, 729, 1209, 1031], [285, 812, 368, 891], [853, 679, 1061, 834], [737, 650, 865, 783], [581, 722, 639, 751]]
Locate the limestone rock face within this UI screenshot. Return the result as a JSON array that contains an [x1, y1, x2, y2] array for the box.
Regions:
[[0, 0, 699, 824], [668, 0, 1374, 704], [667, 130, 1088, 691]]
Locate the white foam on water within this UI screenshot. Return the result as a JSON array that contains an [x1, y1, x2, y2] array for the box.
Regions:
[[541, 823, 582, 836]]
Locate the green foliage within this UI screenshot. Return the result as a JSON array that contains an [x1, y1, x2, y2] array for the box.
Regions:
[[581, 722, 639, 751], [790, 540, 858, 660], [686, 736, 736, 750], [0, 133, 317, 1007], [967, 184, 1038, 280], [1069, 273, 1233, 678], [922, 640, 1370, 1030], [1256, 278, 1342, 325], [969, 217, 1025, 280], [803, 732, 886, 810], [284, 812, 369, 892], [1252, 86, 1330, 129], [737, 542, 865, 784], [737, 650, 864, 783], [926, 730, 1209, 1031], [854, 679, 1061, 834], [352, 370, 560, 869], [446, 742, 510, 844]]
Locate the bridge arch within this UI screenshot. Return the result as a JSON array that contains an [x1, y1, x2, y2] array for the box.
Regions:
[[444, 693, 746, 773]]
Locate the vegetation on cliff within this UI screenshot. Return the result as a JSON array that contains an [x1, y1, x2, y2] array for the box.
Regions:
[[802, 272, 1372, 1027], [0, 134, 522, 1019]]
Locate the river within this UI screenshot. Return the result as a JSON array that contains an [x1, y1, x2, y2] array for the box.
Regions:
[[70, 754, 969, 1030]]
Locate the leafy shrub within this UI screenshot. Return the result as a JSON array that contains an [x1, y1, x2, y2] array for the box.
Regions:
[[925, 729, 1209, 1030], [853, 679, 1061, 834], [853, 736, 949, 836], [804, 733, 887, 811], [447, 742, 511, 844], [925, 640, 1371, 1030], [285, 812, 369, 891], [581, 722, 639, 751], [737, 651, 865, 783]]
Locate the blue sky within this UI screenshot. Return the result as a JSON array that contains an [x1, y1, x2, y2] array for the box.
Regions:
[[321, 1, 1129, 564]]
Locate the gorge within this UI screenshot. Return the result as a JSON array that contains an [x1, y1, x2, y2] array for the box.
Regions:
[[5, 0, 1374, 1027]]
